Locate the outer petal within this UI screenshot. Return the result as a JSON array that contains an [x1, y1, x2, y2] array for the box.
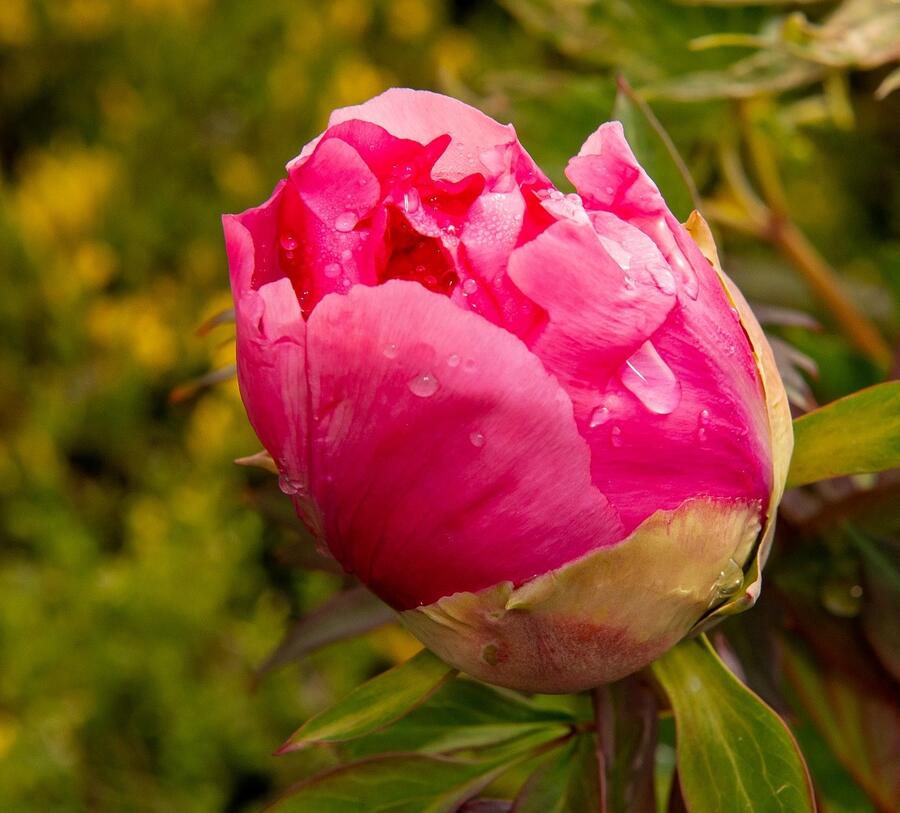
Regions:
[[402, 497, 761, 693], [323, 88, 545, 184], [303, 280, 623, 610], [224, 196, 316, 530], [684, 211, 792, 513], [559, 122, 772, 529]]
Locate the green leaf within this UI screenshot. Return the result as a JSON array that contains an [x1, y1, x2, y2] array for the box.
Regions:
[[267, 753, 516, 813], [270, 731, 566, 813], [652, 636, 815, 813], [612, 76, 700, 221], [787, 381, 900, 488], [782, 638, 900, 812], [343, 678, 575, 758], [513, 735, 600, 813], [278, 649, 455, 753], [854, 532, 900, 682], [257, 586, 395, 677]]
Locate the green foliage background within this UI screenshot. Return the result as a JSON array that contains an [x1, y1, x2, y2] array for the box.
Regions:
[[0, 1, 897, 811]]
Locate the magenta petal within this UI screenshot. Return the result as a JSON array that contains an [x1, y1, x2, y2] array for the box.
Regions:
[[224, 207, 309, 488], [303, 280, 623, 609], [325, 88, 525, 181], [563, 121, 772, 530], [508, 217, 677, 388]]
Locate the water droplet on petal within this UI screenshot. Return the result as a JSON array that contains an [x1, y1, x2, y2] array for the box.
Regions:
[[341, 249, 353, 261], [408, 372, 439, 398], [383, 343, 399, 359], [280, 232, 298, 251], [278, 473, 307, 496], [619, 341, 681, 415], [610, 426, 624, 447], [469, 431, 485, 447], [402, 188, 420, 214], [697, 427, 707, 442], [334, 211, 357, 232], [447, 354, 460, 368], [589, 405, 610, 428], [730, 306, 741, 322], [698, 408, 710, 425], [710, 558, 744, 602], [324, 262, 341, 278], [462, 278, 478, 295]]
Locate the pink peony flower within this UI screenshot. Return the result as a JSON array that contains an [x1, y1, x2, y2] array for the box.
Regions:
[[224, 89, 792, 693]]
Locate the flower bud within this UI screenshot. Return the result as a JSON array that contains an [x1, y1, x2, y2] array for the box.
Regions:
[[224, 89, 792, 693]]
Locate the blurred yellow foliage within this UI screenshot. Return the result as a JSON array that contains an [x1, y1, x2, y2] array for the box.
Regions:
[[0, 0, 33, 46]]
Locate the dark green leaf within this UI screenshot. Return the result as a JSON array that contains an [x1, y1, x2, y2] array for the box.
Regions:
[[267, 753, 515, 813], [278, 649, 455, 753], [257, 586, 395, 677], [343, 678, 575, 758], [612, 76, 700, 221], [271, 731, 566, 813], [652, 636, 815, 813], [854, 532, 900, 682], [787, 381, 900, 488], [513, 735, 600, 813], [782, 638, 900, 812]]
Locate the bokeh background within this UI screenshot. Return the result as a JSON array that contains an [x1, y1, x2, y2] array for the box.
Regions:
[[1, 1, 898, 811]]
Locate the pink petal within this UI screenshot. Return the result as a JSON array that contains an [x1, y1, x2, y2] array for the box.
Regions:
[[224, 204, 309, 490], [561, 122, 772, 529], [303, 280, 623, 609], [325, 87, 545, 185], [507, 216, 677, 390]]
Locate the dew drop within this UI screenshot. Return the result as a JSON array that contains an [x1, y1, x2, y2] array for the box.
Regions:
[[697, 427, 707, 442], [469, 431, 485, 448], [619, 341, 681, 415], [710, 558, 743, 603], [610, 426, 624, 447], [447, 354, 460, 368], [341, 248, 353, 261], [589, 405, 610, 428], [278, 473, 307, 496], [280, 232, 298, 251], [698, 408, 710, 425], [445, 224, 458, 236], [402, 188, 420, 214], [462, 278, 478, 295], [408, 372, 439, 398], [324, 262, 341, 278], [334, 211, 357, 232], [730, 306, 741, 322], [382, 343, 399, 359]]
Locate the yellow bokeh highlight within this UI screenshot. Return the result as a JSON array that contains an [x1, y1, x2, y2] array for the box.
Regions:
[[387, 0, 435, 41], [86, 295, 178, 372], [14, 147, 118, 248], [328, 0, 372, 38], [0, 0, 33, 46], [214, 152, 263, 201]]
